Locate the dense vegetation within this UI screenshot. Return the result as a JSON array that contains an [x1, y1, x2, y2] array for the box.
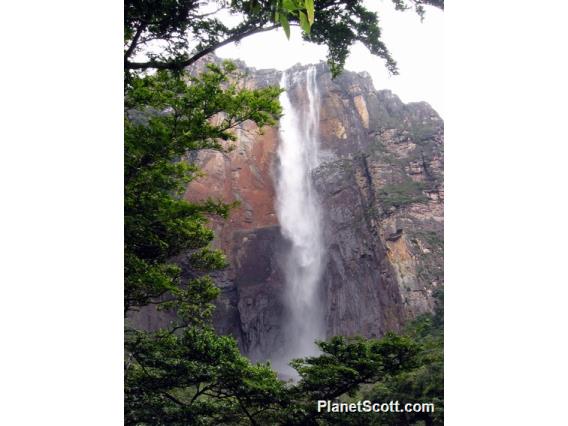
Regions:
[[124, 1, 443, 424]]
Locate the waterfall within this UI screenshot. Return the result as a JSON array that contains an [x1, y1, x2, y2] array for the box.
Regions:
[[273, 66, 325, 376]]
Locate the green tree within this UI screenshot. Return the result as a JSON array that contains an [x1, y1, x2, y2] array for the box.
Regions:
[[283, 334, 420, 425], [124, 0, 443, 76], [124, 62, 286, 424], [289, 292, 444, 426], [124, 62, 282, 314], [360, 290, 444, 426]]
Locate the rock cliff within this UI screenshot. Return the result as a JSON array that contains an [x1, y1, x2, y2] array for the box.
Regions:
[[184, 58, 444, 361]]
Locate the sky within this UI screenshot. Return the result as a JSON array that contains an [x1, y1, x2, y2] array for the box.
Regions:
[[217, 0, 444, 116]]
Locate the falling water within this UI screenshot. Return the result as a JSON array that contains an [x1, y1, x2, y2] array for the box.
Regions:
[[273, 66, 325, 376]]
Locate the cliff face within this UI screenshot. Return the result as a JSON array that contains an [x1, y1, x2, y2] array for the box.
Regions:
[[184, 59, 443, 360]]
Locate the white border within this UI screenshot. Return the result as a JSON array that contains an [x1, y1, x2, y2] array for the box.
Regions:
[[1, 1, 567, 424]]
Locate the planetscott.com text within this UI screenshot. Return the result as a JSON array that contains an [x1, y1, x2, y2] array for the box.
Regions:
[[317, 400, 435, 414]]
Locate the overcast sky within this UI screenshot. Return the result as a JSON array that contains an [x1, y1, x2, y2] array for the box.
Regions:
[[217, 0, 444, 116]]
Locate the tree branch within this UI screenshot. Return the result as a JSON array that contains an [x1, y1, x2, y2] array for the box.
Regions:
[[235, 395, 258, 426], [124, 22, 147, 60], [126, 24, 280, 71], [162, 391, 190, 407]]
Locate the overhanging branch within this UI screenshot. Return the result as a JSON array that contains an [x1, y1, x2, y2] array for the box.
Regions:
[[125, 24, 280, 71]]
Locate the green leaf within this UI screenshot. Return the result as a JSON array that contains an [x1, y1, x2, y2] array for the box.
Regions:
[[305, 0, 314, 24], [282, 0, 295, 11], [274, 0, 281, 22], [299, 11, 310, 34], [280, 14, 290, 39]]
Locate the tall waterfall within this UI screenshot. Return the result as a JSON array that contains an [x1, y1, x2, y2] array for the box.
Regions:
[[274, 66, 325, 376]]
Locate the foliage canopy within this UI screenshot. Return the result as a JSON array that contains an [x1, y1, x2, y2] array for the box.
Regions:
[[125, 0, 443, 76]]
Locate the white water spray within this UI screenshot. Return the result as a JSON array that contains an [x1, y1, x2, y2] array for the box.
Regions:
[[274, 66, 325, 375]]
